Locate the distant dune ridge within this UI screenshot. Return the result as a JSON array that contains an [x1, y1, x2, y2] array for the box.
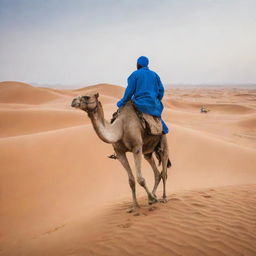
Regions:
[[0, 81, 256, 256]]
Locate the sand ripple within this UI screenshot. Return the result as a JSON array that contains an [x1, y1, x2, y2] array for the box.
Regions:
[[84, 185, 256, 256]]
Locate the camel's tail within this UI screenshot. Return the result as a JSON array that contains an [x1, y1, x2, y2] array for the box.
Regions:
[[167, 158, 172, 168], [154, 150, 172, 168]]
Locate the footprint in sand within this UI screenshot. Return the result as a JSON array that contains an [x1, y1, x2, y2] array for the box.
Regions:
[[191, 203, 205, 208], [118, 223, 132, 228], [43, 224, 66, 235], [169, 197, 181, 201], [202, 195, 212, 198], [148, 206, 157, 211]]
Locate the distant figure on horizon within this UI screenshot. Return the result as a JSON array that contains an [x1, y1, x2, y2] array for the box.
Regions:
[[200, 106, 209, 113], [117, 56, 169, 134]]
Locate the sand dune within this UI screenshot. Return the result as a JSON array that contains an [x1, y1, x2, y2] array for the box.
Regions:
[[164, 98, 255, 114], [236, 115, 256, 130], [0, 81, 61, 104], [0, 82, 255, 256], [164, 98, 202, 110], [38, 87, 77, 97], [163, 89, 256, 149], [0, 108, 87, 137], [75, 83, 124, 98], [78, 184, 256, 256], [206, 103, 255, 114]]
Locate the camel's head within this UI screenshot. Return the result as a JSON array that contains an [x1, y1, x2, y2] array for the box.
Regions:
[[71, 92, 99, 112]]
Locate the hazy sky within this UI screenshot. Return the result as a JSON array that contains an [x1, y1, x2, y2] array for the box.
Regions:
[[0, 0, 256, 87]]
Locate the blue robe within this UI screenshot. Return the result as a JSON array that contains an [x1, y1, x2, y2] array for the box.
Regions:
[[117, 67, 169, 134]]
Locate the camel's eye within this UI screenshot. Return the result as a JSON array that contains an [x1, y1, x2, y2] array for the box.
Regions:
[[82, 96, 90, 101]]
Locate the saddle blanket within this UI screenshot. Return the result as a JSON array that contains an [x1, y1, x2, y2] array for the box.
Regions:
[[141, 113, 163, 135]]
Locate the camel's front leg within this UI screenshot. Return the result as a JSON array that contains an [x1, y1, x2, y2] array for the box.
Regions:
[[116, 152, 140, 212], [133, 147, 157, 205]]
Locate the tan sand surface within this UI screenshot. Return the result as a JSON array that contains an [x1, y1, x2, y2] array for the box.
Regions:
[[0, 81, 60, 104], [0, 82, 255, 255]]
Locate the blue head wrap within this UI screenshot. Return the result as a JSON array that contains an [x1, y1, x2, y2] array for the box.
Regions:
[[137, 56, 149, 67]]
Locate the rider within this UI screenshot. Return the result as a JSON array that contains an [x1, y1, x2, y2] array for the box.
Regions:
[[117, 56, 169, 134]]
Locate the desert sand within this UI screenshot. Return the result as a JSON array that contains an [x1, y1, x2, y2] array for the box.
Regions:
[[0, 81, 256, 256]]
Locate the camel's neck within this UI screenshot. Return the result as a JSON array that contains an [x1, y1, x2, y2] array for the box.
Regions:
[[87, 102, 123, 144]]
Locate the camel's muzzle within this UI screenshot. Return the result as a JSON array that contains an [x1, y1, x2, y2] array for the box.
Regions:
[[71, 98, 80, 108]]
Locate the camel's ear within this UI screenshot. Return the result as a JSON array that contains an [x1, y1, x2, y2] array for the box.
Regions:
[[95, 92, 99, 99]]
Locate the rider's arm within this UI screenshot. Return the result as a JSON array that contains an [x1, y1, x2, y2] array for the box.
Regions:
[[117, 73, 136, 108]]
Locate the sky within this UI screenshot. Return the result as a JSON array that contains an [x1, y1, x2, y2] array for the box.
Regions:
[[0, 0, 256, 87]]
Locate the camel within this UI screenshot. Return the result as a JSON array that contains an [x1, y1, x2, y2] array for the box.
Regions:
[[71, 92, 171, 212]]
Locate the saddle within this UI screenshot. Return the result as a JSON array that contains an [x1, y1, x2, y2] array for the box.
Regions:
[[111, 101, 163, 136]]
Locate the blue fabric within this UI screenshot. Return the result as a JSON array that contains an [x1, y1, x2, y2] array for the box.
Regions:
[[117, 66, 169, 134], [137, 56, 149, 67], [161, 119, 169, 134]]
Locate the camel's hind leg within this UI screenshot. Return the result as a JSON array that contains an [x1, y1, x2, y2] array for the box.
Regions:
[[133, 147, 157, 205], [160, 159, 168, 203], [144, 153, 161, 198], [116, 152, 140, 212], [159, 135, 169, 203]]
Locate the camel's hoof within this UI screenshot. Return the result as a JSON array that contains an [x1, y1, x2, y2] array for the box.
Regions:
[[159, 197, 168, 203], [148, 195, 158, 205]]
